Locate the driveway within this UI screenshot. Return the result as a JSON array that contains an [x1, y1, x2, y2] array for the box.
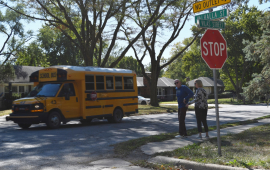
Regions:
[[0, 104, 269, 169]]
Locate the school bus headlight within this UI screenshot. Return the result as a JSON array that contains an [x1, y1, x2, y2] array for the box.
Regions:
[[34, 105, 40, 109]]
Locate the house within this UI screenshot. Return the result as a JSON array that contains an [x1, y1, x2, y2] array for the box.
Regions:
[[187, 77, 225, 94], [137, 72, 176, 101], [0, 66, 44, 109]]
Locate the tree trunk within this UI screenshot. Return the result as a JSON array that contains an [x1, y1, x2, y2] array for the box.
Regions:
[[148, 62, 160, 106]]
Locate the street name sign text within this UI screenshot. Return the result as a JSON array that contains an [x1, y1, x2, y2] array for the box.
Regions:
[[195, 9, 229, 23], [197, 19, 225, 29], [193, 0, 231, 13]]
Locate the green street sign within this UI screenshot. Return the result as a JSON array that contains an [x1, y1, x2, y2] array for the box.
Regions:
[[197, 19, 225, 29], [195, 9, 229, 23]]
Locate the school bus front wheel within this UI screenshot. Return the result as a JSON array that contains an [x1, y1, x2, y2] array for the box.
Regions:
[[46, 111, 61, 129]]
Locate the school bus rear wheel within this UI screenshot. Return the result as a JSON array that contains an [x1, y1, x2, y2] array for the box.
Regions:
[[18, 123, 31, 129], [108, 108, 123, 123], [46, 111, 61, 129]]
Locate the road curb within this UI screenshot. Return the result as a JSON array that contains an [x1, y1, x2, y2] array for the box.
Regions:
[[148, 156, 264, 170]]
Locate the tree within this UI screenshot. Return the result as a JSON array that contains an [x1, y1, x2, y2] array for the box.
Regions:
[[38, 25, 83, 66], [243, 11, 270, 103], [0, 6, 32, 81], [116, 56, 143, 76], [15, 41, 49, 67], [0, 63, 14, 83], [124, 0, 202, 106], [3, 0, 169, 68], [165, 35, 213, 80], [220, 6, 263, 99]]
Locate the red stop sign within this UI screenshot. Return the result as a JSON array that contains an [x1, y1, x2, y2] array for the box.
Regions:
[[200, 29, 227, 69], [91, 91, 97, 101]]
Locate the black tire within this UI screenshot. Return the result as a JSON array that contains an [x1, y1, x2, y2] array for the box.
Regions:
[[46, 111, 61, 129], [108, 108, 123, 123], [18, 123, 31, 129], [141, 101, 146, 105], [80, 119, 92, 124]]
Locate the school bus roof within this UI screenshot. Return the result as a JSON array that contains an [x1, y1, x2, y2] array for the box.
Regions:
[[50, 65, 134, 74]]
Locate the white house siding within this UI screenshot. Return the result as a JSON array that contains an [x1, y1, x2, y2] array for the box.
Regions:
[[1, 83, 34, 96], [203, 87, 211, 94]]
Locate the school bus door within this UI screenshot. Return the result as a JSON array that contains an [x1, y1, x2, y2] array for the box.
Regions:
[[58, 83, 80, 118]]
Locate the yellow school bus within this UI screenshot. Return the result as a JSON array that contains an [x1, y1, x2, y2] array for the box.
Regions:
[[6, 66, 138, 129]]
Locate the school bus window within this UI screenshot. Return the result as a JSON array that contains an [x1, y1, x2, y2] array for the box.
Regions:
[[85, 75, 94, 90], [29, 83, 61, 97], [96, 75, 104, 90], [124, 77, 133, 89], [106, 76, 114, 90], [115, 76, 122, 90], [58, 83, 76, 97]]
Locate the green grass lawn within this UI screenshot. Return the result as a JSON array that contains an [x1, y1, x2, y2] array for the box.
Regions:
[[207, 98, 250, 105], [0, 109, 11, 116], [113, 118, 265, 157], [155, 123, 270, 169]]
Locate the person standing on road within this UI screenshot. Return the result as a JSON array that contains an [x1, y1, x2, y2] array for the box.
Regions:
[[174, 79, 194, 138], [186, 79, 210, 140]]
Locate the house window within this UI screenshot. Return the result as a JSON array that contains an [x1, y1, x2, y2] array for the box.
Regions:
[[115, 76, 122, 90], [124, 77, 133, 89], [157, 88, 161, 95], [96, 75, 104, 90], [12, 86, 17, 92], [85, 75, 95, 90], [19, 86, 24, 93], [106, 76, 114, 90]]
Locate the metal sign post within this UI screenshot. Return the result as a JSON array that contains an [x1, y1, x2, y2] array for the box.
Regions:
[[208, 7, 222, 156], [213, 69, 221, 156]]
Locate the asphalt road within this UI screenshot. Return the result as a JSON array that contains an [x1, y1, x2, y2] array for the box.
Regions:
[[0, 104, 269, 170]]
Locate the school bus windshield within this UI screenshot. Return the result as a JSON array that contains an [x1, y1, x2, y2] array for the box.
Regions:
[[28, 83, 62, 97]]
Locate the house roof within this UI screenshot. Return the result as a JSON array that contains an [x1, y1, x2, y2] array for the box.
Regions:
[[137, 77, 175, 87], [7, 66, 44, 83], [188, 77, 224, 87]]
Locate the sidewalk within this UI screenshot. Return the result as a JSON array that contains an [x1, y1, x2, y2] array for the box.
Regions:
[[88, 119, 270, 170], [161, 103, 235, 108], [141, 118, 270, 170]]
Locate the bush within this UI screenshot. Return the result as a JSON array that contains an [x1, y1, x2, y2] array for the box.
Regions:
[[208, 92, 234, 99], [2, 93, 27, 109]]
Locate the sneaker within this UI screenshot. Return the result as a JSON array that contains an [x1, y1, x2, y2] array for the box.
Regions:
[[175, 135, 187, 138], [196, 135, 202, 139], [205, 136, 210, 140]]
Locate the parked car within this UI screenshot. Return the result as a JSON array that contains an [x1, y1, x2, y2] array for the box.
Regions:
[[138, 96, 150, 105]]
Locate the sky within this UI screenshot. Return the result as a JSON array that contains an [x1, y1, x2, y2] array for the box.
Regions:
[[1, 0, 270, 66]]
